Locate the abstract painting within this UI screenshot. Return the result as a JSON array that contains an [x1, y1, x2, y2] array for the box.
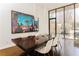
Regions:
[[11, 10, 39, 33]]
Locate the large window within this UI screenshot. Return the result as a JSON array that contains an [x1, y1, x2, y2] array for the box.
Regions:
[[48, 3, 79, 47]]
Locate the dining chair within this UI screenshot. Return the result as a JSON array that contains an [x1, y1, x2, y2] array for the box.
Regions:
[[35, 33, 62, 56], [51, 34, 60, 55], [35, 38, 53, 56]]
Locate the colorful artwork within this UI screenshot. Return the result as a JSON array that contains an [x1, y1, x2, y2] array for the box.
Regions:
[[34, 19, 39, 31], [11, 11, 39, 33]]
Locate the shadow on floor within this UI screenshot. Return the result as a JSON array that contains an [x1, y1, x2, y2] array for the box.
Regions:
[[20, 50, 60, 56]]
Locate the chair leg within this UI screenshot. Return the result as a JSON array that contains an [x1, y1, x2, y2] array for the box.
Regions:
[[47, 52, 50, 56], [52, 47, 57, 56], [54, 47, 57, 55], [52, 47, 54, 56]]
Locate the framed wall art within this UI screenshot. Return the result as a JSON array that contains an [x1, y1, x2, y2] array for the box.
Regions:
[[11, 10, 39, 33]]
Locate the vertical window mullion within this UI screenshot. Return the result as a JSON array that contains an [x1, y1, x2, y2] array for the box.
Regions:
[[64, 7, 65, 39], [74, 4, 75, 40], [55, 9, 57, 37]]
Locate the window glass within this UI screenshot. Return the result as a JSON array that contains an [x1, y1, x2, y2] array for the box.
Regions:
[[50, 19, 55, 38], [49, 10, 56, 18], [75, 4, 79, 40], [57, 8, 64, 37], [65, 5, 74, 39]]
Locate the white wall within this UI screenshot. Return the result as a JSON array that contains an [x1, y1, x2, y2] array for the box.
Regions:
[[0, 3, 48, 49]]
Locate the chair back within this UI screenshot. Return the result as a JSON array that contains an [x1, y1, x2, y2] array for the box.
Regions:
[[52, 34, 60, 46], [44, 39, 53, 53]]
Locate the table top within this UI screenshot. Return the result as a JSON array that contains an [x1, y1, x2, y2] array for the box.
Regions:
[[12, 35, 50, 52]]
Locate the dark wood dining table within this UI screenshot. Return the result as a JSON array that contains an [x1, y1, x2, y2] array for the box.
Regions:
[[12, 36, 48, 55]]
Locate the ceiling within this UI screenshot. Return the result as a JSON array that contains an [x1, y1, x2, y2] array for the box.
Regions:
[[34, 3, 70, 10]]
